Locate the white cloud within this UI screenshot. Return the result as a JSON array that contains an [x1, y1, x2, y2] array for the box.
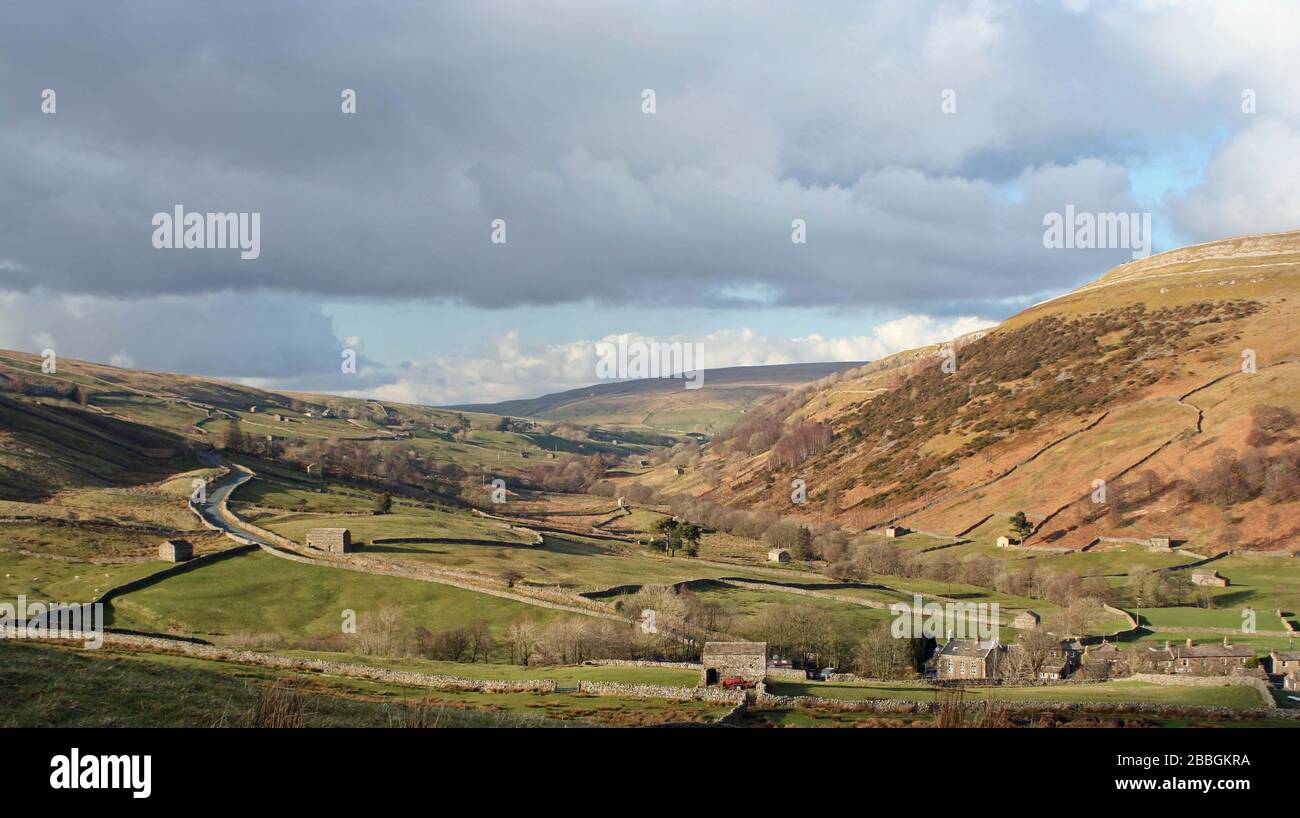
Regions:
[[357, 316, 997, 406], [1170, 120, 1300, 241]]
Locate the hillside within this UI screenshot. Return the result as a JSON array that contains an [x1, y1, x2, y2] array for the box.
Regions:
[[630, 230, 1300, 554], [447, 361, 866, 433]]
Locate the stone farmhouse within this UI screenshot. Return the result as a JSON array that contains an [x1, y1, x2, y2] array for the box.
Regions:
[[767, 548, 791, 563], [701, 641, 767, 686], [934, 639, 1002, 680], [1151, 638, 1254, 674], [1191, 569, 1228, 587], [307, 527, 354, 553], [157, 539, 194, 562]]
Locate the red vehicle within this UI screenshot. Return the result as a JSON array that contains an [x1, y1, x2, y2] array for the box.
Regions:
[[721, 677, 754, 689]]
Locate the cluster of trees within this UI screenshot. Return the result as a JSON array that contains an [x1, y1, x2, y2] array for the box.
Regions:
[[220, 418, 466, 498], [1185, 444, 1300, 507], [0, 372, 89, 404], [768, 420, 833, 468], [651, 517, 702, 557], [663, 493, 837, 550], [354, 605, 704, 666], [1128, 569, 1198, 608], [618, 584, 732, 638], [821, 539, 1112, 611], [522, 453, 607, 493]]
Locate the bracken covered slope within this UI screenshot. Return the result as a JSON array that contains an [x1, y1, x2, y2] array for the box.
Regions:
[[646, 231, 1300, 553]]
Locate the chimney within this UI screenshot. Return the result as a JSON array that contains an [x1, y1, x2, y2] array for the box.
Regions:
[[1223, 635, 1230, 648], [1186, 638, 1194, 648], [1164, 640, 1171, 650]]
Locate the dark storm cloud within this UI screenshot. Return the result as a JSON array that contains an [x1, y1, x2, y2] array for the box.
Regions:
[[0, 1, 1293, 314]]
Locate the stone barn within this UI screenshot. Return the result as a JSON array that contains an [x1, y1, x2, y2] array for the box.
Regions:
[[1192, 569, 1228, 587], [996, 535, 1017, 548], [701, 641, 767, 686], [1012, 610, 1041, 629], [307, 527, 354, 553], [767, 548, 791, 563], [1147, 536, 1172, 552], [158, 539, 194, 562], [884, 526, 908, 538]]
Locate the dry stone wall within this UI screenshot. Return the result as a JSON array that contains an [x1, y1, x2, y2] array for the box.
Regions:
[[1129, 672, 1276, 707], [18, 630, 556, 693], [576, 680, 744, 705]]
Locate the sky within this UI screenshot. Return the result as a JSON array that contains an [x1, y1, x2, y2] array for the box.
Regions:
[[2, 1, 1299, 405]]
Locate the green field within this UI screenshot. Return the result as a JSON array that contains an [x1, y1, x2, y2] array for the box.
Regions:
[[253, 507, 537, 547], [0, 550, 169, 602], [0, 641, 727, 727], [690, 584, 896, 633], [106, 550, 586, 652], [1138, 605, 1287, 631], [768, 678, 1263, 709]]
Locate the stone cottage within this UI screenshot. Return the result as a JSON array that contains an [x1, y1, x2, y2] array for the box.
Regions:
[[767, 548, 791, 563], [701, 641, 767, 686], [307, 527, 354, 553], [1270, 650, 1300, 677], [158, 539, 194, 562], [1191, 569, 1228, 587], [1084, 642, 1129, 676], [1152, 637, 1254, 674]]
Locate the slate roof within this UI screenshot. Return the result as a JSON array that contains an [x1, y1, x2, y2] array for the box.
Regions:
[[937, 639, 999, 658], [702, 641, 767, 657]]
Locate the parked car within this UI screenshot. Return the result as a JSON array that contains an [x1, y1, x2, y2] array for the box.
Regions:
[[808, 667, 837, 681]]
